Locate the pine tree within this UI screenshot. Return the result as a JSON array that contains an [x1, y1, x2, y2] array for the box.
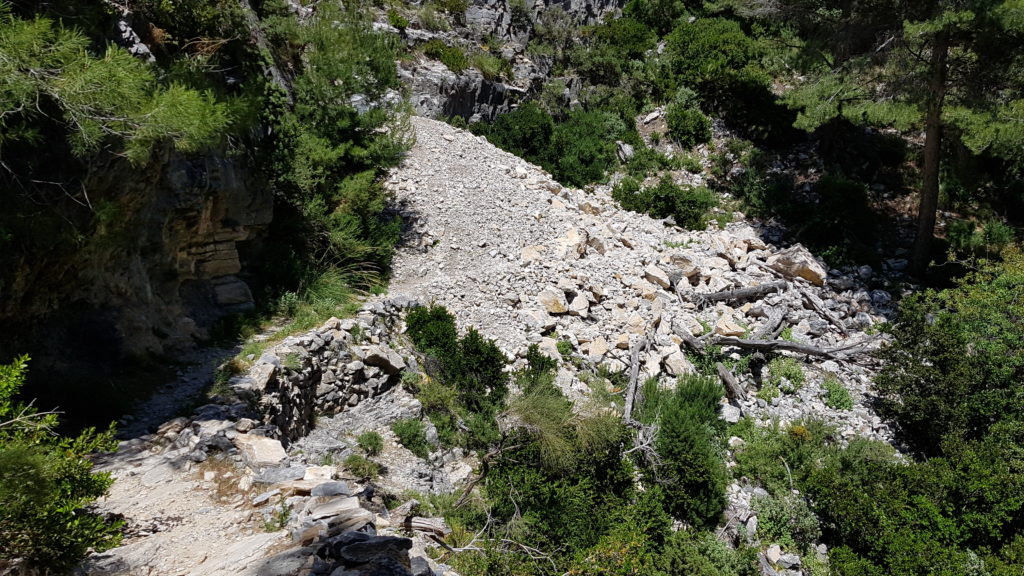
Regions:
[[776, 0, 1024, 273]]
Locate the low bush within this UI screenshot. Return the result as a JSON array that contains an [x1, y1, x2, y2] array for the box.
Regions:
[[478, 102, 554, 165], [356, 430, 384, 456], [422, 39, 468, 73], [548, 109, 627, 186], [665, 102, 712, 148], [404, 305, 509, 449], [387, 8, 408, 30], [391, 418, 431, 459], [406, 304, 459, 355], [343, 453, 380, 480], [613, 175, 717, 229], [768, 356, 805, 393], [0, 356, 122, 572], [822, 375, 853, 410], [875, 249, 1024, 455], [752, 492, 822, 553], [640, 375, 728, 527], [470, 51, 511, 80]]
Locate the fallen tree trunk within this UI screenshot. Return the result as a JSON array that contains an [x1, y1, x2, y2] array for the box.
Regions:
[[405, 516, 452, 537], [693, 281, 788, 308], [623, 336, 648, 424], [715, 362, 746, 401], [711, 336, 878, 360]]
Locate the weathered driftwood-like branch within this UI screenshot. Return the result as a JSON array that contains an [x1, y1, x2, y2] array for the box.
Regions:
[[715, 362, 746, 401], [712, 336, 878, 360], [404, 516, 452, 537], [753, 305, 788, 340], [694, 280, 788, 308], [622, 336, 648, 424], [672, 319, 710, 353], [797, 286, 849, 336]]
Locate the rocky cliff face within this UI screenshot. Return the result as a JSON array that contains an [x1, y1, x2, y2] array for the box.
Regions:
[[466, 0, 624, 41], [0, 148, 272, 417], [395, 0, 622, 121]]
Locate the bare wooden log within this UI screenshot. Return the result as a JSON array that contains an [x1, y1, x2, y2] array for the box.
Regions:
[[798, 286, 849, 336], [694, 281, 788, 308], [753, 304, 788, 340], [715, 362, 746, 401], [623, 336, 648, 424], [711, 336, 878, 360], [672, 319, 708, 353], [405, 516, 452, 537]]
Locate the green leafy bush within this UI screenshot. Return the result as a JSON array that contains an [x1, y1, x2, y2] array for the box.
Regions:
[[404, 305, 509, 448], [822, 375, 853, 410], [479, 102, 554, 163], [391, 418, 431, 459], [387, 8, 409, 30], [613, 175, 717, 229], [876, 249, 1024, 455], [665, 103, 712, 148], [547, 109, 627, 186], [356, 430, 384, 456], [406, 304, 459, 355], [650, 529, 758, 576], [641, 375, 728, 527], [471, 51, 512, 80], [753, 492, 822, 553], [768, 356, 805, 393], [0, 356, 121, 572], [423, 39, 468, 73], [343, 453, 380, 479]]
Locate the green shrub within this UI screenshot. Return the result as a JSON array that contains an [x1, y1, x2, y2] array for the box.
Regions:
[[356, 430, 384, 456], [822, 375, 854, 410], [423, 39, 468, 73], [665, 103, 712, 148], [392, 418, 431, 459], [444, 328, 509, 413], [387, 8, 408, 30], [613, 175, 717, 229], [644, 375, 728, 527], [556, 339, 573, 358], [471, 51, 511, 80], [547, 109, 628, 187], [434, 0, 469, 14], [650, 529, 758, 576], [876, 249, 1024, 455], [753, 492, 822, 553], [627, 147, 678, 176], [0, 356, 121, 572], [481, 102, 554, 163], [406, 304, 459, 355], [418, 5, 449, 31], [343, 453, 380, 479], [768, 356, 805, 393]]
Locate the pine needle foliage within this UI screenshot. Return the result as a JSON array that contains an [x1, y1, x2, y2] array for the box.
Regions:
[[0, 356, 120, 572]]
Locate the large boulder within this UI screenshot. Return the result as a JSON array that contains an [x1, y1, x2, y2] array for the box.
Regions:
[[234, 434, 288, 468], [766, 244, 827, 286]]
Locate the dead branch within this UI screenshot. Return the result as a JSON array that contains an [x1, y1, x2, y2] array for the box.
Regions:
[[622, 336, 648, 424], [693, 280, 788, 308], [753, 304, 788, 340], [711, 336, 879, 360], [715, 362, 746, 401], [672, 319, 710, 353], [404, 516, 451, 537], [797, 286, 849, 336]]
